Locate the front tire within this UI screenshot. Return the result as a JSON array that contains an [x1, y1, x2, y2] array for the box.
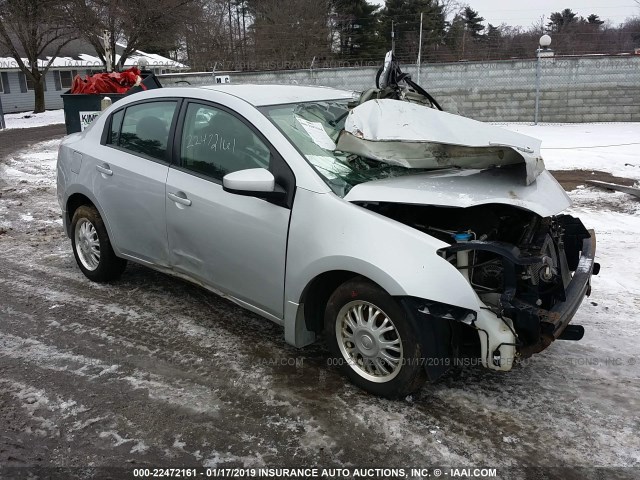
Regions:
[[325, 277, 427, 398], [71, 205, 126, 282]]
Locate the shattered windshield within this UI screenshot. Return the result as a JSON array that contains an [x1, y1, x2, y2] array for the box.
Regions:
[[262, 100, 421, 196]]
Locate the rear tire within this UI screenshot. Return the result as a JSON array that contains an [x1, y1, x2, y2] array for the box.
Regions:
[[324, 277, 427, 398], [71, 205, 126, 282]]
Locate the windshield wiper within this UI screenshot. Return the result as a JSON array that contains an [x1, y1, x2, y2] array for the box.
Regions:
[[328, 110, 349, 127]]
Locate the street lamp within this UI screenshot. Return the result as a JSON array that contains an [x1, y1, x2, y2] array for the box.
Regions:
[[534, 35, 553, 125], [539, 34, 552, 49]]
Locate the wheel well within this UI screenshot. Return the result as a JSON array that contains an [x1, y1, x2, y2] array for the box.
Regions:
[[301, 270, 363, 334], [66, 194, 95, 232]]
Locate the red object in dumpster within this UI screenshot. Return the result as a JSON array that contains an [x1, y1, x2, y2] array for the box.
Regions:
[[71, 67, 147, 94]]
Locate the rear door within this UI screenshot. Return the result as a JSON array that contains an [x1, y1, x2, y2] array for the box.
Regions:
[[165, 100, 294, 318], [91, 99, 179, 265]]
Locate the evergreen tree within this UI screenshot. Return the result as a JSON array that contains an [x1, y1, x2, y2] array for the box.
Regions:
[[463, 7, 485, 38], [587, 14, 604, 26], [332, 0, 384, 58], [379, 0, 446, 61], [486, 23, 501, 42], [444, 13, 466, 56], [547, 8, 578, 32]]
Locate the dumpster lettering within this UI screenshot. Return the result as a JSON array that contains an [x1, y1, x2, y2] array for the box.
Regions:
[[79, 111, 100, 131]]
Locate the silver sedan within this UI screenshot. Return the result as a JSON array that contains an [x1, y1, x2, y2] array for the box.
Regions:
[[57, 85, 597, 397]]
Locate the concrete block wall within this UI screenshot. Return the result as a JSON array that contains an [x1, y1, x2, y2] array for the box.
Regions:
[[159, 55, 640, 123]]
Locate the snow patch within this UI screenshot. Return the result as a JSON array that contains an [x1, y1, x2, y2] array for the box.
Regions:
[[0, 378, 90, 436], [203, 451, 266, 468], [2, 110, 65, 129], [99, 430, 150, 454], [500, 123, 640, 181]]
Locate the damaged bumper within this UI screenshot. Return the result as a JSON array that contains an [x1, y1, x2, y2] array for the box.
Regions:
[[412, 226, 597, 376], [512, 230, 598, 357], [548, 230, 597, 337]]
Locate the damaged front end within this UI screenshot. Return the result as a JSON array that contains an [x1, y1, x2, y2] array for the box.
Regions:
[[262, 54, 598, 375], [359, 200, 598, 371], [337, 99, 546, 186], [333, 55, 598, 372], [441, 212, 597, 357]]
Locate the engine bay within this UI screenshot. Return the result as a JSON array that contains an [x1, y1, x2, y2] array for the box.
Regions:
[[358, 201, 592, 356]]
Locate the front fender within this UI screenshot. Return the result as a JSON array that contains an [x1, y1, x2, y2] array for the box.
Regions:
[[284, 188, 482, 346]]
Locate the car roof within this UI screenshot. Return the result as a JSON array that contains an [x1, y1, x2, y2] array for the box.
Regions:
[[197, 84, 354, 106]]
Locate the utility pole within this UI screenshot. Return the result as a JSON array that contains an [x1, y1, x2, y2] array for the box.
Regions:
[[417, 12, 423, 84], [391, 21, 395, 54], [534, 47, 541, 125], [462, 29, 466, 58], [0, 96, 6, 130]]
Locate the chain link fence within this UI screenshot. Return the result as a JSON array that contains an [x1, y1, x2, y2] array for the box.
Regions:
[[160, 54, 640, 123]]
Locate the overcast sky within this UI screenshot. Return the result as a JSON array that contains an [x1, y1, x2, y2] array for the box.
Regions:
[[371, 1, 639, 29]]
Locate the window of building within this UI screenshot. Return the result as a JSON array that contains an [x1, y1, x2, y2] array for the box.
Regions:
[[59, 70, 76, 89], [25, 75, 35, 90]]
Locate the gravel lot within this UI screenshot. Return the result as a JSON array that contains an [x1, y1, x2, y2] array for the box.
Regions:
[[0, 125, 639, 480]]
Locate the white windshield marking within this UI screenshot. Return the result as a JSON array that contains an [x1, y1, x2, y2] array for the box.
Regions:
[[295, 116, 336, 151]]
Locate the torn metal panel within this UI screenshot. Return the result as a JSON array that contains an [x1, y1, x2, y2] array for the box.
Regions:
[[586, 180, 640, 198], [337, 99, 546, 185]]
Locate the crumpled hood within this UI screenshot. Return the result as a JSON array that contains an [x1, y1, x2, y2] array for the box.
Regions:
[[336, 99, 545, 185], [344, 166, 571, 218]]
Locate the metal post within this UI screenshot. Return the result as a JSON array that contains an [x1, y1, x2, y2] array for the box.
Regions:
[[534, 48, 541, 125], [534, 35, 552, 125], [391, 21, 395, 54], [0, 95, 5, 130], [101, 97, 112, 111], [417, 12, 423, 84], [310, 56, 316, 83]]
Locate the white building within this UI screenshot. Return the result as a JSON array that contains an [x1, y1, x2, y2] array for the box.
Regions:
[[0, 40, 187, 113]]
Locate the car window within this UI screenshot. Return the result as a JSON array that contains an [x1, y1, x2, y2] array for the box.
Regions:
[[118, 101, 177, 160], [180, 103, 270, 181]]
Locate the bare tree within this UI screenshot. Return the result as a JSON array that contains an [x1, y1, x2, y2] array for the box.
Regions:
[[182, 0, 231, 71], [248, 0, 332, 70], [67, 0, 196, 71], [0, 0, 76, 112], [158, 0, 640, 70]]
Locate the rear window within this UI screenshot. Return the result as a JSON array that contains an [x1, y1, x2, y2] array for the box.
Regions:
[[111, 101, 177, 161]]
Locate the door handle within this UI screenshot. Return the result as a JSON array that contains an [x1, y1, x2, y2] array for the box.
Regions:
[[96, 164, 113, 176], [167, 192, 192, 206]]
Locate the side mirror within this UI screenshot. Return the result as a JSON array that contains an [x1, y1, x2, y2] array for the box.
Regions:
[[222, 168, 286, 200]]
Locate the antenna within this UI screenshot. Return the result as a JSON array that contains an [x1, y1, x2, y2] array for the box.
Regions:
[[417, 12, 423, 84]]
